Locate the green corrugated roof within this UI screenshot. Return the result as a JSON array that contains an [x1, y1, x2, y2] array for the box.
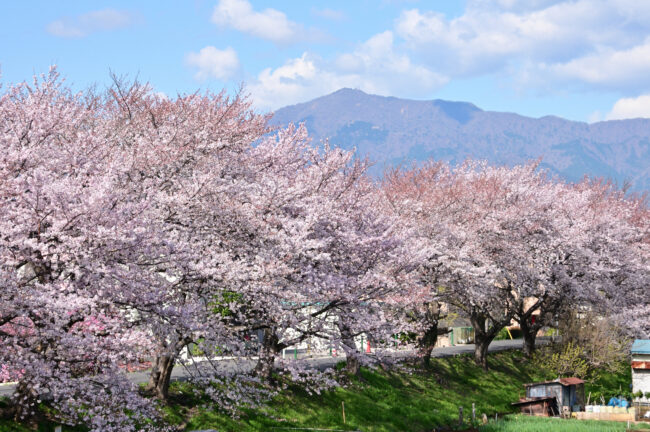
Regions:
[[631, 339, 650, 354]]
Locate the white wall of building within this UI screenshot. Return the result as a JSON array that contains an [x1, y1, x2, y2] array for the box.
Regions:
[[632, 353, 650, 401]]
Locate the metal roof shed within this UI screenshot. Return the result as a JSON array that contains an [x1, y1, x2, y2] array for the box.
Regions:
[[514, 378, 585, 416]]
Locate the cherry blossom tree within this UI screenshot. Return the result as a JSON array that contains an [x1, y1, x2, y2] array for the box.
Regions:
[[384, 161, 581, 369], [569, 180, 650, 339], [473, 165, 577, 357], [383, 161, 513, 370], [380, 167, 452, 367], [0, 69, 162, 430], [93, 76, 413, 399], [98, 74, 272, 403], [234, 126, 417, 378], [0, 68, 273, 425], [384, 159, 649, 368]]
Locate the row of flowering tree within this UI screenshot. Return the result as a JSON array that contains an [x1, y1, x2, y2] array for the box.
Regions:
[[0, 70, 420, 430], [1, 69, 648, 430], [382, 161, 649, 369]]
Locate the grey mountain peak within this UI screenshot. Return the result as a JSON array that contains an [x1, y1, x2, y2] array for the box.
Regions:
[[271, 89, 650, 192]]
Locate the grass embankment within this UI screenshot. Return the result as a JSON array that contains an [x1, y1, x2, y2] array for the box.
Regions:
[[165, 351, 544, 431], [0, 350, 641, 431]]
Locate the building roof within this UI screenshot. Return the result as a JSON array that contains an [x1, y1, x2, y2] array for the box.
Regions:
[[631, 340, 650, 355], [524, 377, 584, 387], [558, 377, 585, 385], [511, 396, 556, 407]]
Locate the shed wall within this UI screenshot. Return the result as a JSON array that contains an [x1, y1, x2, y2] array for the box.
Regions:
[[528, 384, 564, 406], [633, 369, 650, 400]]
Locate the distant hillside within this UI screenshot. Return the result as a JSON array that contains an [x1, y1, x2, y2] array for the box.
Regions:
[[271, 88, 650, 192]]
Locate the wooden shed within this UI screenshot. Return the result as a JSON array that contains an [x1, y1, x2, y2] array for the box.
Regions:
[[512, 377, 585, 416], [511, 396, 558, 416]]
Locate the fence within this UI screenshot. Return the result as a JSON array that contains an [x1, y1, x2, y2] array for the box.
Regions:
[[636, 401, 650, 421]]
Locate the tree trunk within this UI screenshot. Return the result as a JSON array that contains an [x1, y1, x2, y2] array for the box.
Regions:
[[473, 333, 491, 371], [337, 321, 361, 376], [419, 344, 434, 368], [254, 328, 280, 380], [345, 352, 361, 376], [147, 353, 176, 402], [418, 325, 439, 367], [521, 319, 537, 357], [11, 381, 37, 422], [523, 332, 537, 357], [470, 313, 500, 371]]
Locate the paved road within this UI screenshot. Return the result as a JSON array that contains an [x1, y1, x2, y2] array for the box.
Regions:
[[0, 338, 530, 397]]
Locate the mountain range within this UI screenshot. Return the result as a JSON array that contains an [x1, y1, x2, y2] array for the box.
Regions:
[[270, 88, 650, 192]]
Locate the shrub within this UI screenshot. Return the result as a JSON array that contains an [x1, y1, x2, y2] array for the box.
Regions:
[[534, 342, 589, 378]]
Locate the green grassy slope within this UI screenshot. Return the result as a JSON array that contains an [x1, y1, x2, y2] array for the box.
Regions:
[[168, 351, 546, 431], [1, 350, 643, 431]]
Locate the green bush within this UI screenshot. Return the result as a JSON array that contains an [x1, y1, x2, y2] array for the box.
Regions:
[[534, 342, 589, 378], [494, 328, 522, 340]]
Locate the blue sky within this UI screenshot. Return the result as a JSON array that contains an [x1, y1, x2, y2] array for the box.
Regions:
[[3, 0, 650, 122]]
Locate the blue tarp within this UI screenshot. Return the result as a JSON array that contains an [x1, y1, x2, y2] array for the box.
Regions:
[[607, 397, 629, 407]]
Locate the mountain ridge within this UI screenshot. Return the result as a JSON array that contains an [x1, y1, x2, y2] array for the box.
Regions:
[[270, 88, 650, 192]]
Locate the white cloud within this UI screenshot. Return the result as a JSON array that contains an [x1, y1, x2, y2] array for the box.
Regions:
[[392, 0, 650, 90], [186, 46, 240, 81], [606, 94, 650, 120], [549, 38, 650, 89], [208, 0, 650, 110], [212, 0, 299, 44], [46, 9, 132, 38], [248, 32, 447, 110], [335, 31, 446, 91], [248, 54, 352, 110], [396, 2, 617, 75]]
